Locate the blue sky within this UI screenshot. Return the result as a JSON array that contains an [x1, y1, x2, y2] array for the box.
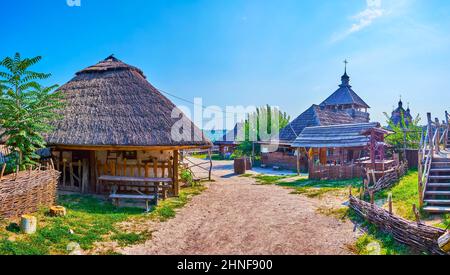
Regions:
[[2, 0, 450, 127]]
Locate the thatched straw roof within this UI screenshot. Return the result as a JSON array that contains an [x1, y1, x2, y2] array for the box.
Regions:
[[46, 55, 211, 148]]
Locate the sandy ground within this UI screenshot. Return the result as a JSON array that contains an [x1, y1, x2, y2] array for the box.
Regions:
[[122, 159, 361, 255]]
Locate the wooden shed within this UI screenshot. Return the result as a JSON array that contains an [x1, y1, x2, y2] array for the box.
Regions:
[[46, 55, 212, 196], [291, 122, 392, 180]]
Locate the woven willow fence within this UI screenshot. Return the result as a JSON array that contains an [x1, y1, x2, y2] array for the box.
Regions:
[[349, 195, 447, 255], [0, 166, 60, 218], [364, 161, 408, 195]]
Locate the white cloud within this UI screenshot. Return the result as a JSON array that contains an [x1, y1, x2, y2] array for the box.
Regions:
[[349, 0, 384, 33], [331, 0, 385, 42]]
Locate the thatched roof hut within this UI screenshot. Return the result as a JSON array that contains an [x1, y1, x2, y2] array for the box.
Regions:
[[46, 55, 211, 195], [47, 55, 211, 150]]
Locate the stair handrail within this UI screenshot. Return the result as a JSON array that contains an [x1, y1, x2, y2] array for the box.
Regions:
[[419, 112, 439, 207]]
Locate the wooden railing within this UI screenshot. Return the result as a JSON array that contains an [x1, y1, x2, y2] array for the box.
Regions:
[[418, 111, 450, 207]]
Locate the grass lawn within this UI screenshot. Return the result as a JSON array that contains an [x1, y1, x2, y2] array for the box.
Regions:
[[278, 177, 362, 198], [375, 169, 421, 221], [0, 186, 206, 255], [190, 153, 224, 161]]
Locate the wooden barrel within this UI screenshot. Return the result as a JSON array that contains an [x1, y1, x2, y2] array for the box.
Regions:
[[234, 158, 247, 175]]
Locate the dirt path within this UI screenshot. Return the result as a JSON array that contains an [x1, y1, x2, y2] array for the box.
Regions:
[[122, 160, 360, 255]]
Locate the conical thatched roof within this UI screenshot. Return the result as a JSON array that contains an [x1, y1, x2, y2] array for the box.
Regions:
[[46, 55, 211, 148]]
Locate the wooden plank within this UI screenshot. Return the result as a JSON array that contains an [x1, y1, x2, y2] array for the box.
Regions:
[[173, 150, 179, 196], [69, 162, 75, 188], [54, 145, 213, 151], [82, 158, 89, 193], [98, 175, 172, 183], [153, 159, 158, 177], [110, 194, 156, 200]]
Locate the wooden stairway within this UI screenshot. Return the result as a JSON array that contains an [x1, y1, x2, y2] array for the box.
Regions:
[[423, 157, 450, 213], [420, 111, 450, 213]]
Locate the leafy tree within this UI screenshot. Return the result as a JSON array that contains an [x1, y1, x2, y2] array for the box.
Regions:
[[236, 105, 290, 157], [0, 53, 63, 169], [384, 111, 422, 151]]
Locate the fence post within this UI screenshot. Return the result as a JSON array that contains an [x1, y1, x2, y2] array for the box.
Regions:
[[427, 113, 433, 152], [412, 204, 421, 224], [435, 118, 441, 154], [388, 193, 393, 214]]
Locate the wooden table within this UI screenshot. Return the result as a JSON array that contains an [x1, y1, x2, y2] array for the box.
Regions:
[[99, 175, 173, 211]]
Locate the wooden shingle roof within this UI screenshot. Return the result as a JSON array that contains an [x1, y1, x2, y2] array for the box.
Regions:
[[320, 73, 370, 109], [291, 122, 381, 148], [276, 105, 369, 144]]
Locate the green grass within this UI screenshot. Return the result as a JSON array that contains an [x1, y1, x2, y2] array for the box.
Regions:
[[375, 169, 421, 220], [0, 186, 207, 255], [191, 153, 224, 161], [346, 209, 412, 255], [279, 177, 361, 198], [253, 175, 291, 185]]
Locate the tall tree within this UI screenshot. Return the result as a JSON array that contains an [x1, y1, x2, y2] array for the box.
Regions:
[[0, 53, 63, 169], [236, 105, 290, 157], [384, 112, 422, 151]]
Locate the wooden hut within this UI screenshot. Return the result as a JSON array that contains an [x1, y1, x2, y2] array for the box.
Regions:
[[291, 122, 392, 180], [46, 55, 212, 197], [259, 70, 370, 171]]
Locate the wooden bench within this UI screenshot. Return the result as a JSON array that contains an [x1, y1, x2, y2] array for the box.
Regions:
[[99, 175, 173, 211], [109, 193, 156, 212]]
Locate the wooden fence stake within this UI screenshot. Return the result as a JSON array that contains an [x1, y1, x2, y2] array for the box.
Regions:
[[369, 191, 374, 205], [388, 193, 393, 214], [0, 163, 6, 181], [413, 204, 421, 224]]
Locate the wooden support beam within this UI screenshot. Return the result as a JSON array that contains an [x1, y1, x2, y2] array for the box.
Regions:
[[296, 148, 301, 176], [173, 150, 179, 197], [82, 159, 89, 194]]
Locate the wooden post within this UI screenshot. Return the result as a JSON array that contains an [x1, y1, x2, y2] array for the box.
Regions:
[[435, 118, 441, 154], [82, 159, 89, 194], [445, 111, 450, 149], [427, 113, 433, 152], [413, 204, 421, 224], [208, 148, 212, 181], [89, 151, 97, 193], [0, 163, 6, 181], [369, 191, 374, 205], [296, 148, 301, 176], [388, 193, 393, 214], [173, 150, 179, 197]]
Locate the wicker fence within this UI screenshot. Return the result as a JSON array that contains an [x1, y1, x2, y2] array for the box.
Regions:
[[365, 161, 409, 195], [309, 164, 364, 180], [349, 195, 447, 255], [0, 167, 60, 218]]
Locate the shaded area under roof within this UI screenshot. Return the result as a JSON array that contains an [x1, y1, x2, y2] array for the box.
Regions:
[[291, 122, 382, 148], [46, 56, 212, 148]]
